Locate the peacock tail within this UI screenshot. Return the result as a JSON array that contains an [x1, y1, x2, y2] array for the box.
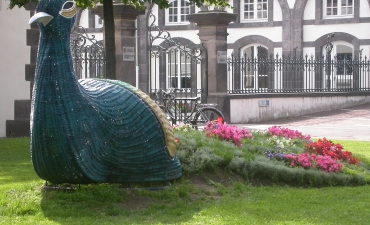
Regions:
[[29, 0, 182, 184]]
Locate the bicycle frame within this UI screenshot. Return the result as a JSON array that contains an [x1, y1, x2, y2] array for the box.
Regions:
[[157, 88, 224, 126], [162, 97, 200, 125]]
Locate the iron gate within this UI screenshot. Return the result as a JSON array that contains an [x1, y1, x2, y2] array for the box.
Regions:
[[70, 26, 105, 79], [149, 13, 207, 101]]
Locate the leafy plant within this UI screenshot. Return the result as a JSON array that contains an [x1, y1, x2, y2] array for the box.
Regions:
[[177, 146, 223, 173]]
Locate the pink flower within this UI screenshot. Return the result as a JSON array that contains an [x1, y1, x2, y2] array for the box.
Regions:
[[204, 122, 253, 146], [284, 153, 343, 172], [316, 155, 343, 172], [297, 153, 316, 168], [267, 126, 311, 140]]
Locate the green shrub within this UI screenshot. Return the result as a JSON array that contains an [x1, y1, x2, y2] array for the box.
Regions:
[[176, 130, 254, 170], [177, 147, 223, 174]]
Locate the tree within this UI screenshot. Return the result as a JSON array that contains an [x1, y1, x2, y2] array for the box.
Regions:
[[9, 0, 230, 79], [101, 0, 116, 79]]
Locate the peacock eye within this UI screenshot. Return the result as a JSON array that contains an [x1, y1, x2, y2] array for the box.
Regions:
[[63, 2, 74, 9], [59, 1, 76, 18]]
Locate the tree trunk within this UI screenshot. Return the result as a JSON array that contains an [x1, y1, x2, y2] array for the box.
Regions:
[[103, 0, 116, 79]]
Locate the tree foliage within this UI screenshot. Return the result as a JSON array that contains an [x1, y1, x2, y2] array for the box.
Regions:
[[9, 0, 230, 10]]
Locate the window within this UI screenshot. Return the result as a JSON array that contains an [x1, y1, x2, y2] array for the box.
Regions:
[[322, 42, 353, 89], [324, 0, 353, 18], [95, 15, 103, 28], [240, 45, 268, 89], [241, 0, 268, 22], [167, 47, 191, 89], [166, 0, 191, 25], [336, 52, 352, 75]]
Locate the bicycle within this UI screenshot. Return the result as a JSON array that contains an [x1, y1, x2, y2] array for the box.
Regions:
[[156, 88, 225, 129]]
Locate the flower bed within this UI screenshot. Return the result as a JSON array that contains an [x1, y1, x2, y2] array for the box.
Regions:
[[173, 122, 369, 187]]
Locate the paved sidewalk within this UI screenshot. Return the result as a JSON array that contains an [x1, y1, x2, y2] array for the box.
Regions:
[[236, 103, 370, 141]]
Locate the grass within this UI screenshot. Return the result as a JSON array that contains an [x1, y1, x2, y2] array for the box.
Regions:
[[1, 136, 370, 224]]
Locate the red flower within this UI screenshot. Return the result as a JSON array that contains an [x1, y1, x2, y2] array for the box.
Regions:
[[304, 138, 360, 165], [217, 117, 224, 124], [174, 138, 180, 145]]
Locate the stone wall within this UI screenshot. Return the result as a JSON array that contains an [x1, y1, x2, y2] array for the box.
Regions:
[[229, 93, 370, 123]]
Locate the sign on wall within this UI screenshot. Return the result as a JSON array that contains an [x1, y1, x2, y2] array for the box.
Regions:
[[123, 47, 135, 61], [217, 51, 227, 64], [258, 100, 270, 107]]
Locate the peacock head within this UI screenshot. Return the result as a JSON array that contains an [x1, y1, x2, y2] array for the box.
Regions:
[[29, 0, 76, 29]]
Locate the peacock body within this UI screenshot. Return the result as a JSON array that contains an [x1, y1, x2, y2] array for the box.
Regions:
[[29, 0, 182, 184]]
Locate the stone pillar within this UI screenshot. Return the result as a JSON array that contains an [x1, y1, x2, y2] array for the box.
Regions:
[[281, 3, 306, 89], [92, 4, 144, 86], [188, 11, 236, 122], [281, 8, 293, 56]]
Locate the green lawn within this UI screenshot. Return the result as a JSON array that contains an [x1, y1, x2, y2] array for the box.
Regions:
[[1, 137, 370, 225]]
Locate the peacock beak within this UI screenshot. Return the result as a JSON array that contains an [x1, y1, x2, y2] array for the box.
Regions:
[[29, 12, 54, 26]]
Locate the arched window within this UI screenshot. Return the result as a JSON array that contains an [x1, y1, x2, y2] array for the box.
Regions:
[[166, 0, 191, 25], [322, 41, 353, 89], [240, 44, 268, 89]]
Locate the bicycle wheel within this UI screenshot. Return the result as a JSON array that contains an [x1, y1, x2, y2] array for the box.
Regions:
[[194, 107, 225, 130]]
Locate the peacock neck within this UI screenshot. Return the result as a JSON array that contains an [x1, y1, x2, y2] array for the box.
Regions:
[[35, 23, 77, 84], [33, 22, 81, 109]]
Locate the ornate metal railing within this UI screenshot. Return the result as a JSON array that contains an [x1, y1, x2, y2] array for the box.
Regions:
[[228, 35, 370, 94], [227, 52, 370, 93], [70, 26, 105, 79]]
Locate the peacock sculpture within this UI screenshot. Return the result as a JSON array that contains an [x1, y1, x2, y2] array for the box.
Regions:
[[28, 0, 182, 184]]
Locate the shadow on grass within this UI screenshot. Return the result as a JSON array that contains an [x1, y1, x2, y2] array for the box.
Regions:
[[39, 181, 211, 224], [0, 138, 207, 224]]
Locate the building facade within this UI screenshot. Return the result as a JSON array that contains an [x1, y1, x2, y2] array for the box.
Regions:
[[0, 1, 31, 137], [2, 0, 370, 137]]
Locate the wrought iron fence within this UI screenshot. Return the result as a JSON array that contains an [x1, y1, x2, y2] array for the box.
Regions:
[[227, 51, 370, 94], [70, 27, 105, 79]]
